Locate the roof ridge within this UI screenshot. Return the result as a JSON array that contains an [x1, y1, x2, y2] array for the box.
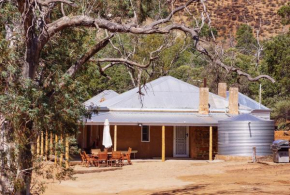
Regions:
[[99, 76, 200, 108]]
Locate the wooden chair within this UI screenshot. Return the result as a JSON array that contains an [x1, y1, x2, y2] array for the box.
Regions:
[[108, 151, 123, 167], [79, 151, 87, 166], [97, 152, 108, 167], [91, 149, 101, 155], [83, 151, 98, 167], [104, 147, 112, 152], [122, 147, 132, 165]]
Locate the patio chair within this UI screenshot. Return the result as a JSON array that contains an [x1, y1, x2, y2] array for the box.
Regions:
[[108, 151, 123, 167], [83, 151, 98, 167], [91, 149, 101, 155], [122, 147, 132, 165], [104, 147, 112, 152], [79, 151, 87, 166], [97, 152, 108, 167]]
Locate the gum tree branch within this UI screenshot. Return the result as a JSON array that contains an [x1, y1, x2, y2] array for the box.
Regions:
[[36, 0, 77, 6], [64, 34, 114, 78], [95, 45, 164, 69]]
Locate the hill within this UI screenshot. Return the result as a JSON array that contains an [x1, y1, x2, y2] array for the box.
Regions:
[[176, 0, 288, 38]]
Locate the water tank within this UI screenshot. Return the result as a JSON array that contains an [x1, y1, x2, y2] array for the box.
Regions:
[[218, 114, 274, 156]]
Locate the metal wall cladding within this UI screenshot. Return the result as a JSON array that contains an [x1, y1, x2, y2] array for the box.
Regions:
[[218, 121, 275, 156]]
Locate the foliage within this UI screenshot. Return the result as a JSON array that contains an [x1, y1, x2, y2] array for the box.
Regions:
[[200, 23, 218, 41], [260, 33, 290, 108], [236, 24, 257, 53], [277, 3, 290, 25], [94, 0, 169, 23], [272, 100, 290, 130]]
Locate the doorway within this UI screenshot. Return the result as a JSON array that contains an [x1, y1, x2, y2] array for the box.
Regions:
[[173, 126, 189, 157]]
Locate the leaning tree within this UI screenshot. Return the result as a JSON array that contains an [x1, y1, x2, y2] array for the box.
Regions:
[[0, 0, 274, 194]]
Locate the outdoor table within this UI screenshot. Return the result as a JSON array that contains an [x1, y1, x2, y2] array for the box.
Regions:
[[91, 150, 138, 159], [120, 150, 138, 159]]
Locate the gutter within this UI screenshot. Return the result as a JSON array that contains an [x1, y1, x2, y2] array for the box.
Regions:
[[96, 107, 253, 113]]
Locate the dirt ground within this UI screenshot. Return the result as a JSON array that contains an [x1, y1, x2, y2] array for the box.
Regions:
[[44, 160, 290, 195]]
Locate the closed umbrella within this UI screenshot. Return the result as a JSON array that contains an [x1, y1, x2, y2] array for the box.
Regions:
[[102, 119, 112, 148]]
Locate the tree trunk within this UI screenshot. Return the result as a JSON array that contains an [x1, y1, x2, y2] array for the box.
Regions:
[[17, 133, 33, 195], [0, 116, 13, 194], [0, 117, 7, 193], [23, 36, 41, 80]]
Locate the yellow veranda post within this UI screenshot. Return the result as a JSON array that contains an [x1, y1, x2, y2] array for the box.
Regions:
[[114, 125, 117, 151], [209, 126, 213, 161], [162, 126, 165, 162]]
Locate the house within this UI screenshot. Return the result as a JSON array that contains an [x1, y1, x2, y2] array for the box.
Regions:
[[84, 90, 119, 109], [78, 76, 270, 160]]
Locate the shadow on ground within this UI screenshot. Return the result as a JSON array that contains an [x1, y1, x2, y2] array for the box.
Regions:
[[151, 184, 207, 195], [150, 184, 285, 195]]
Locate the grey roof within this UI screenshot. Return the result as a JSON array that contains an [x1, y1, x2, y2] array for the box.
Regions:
[[219, 113, 271, 122], [226, 91, 269, 110], [86, 112, 230, 126], [84, 90, 119, 108], [98, 76, 251, 112]]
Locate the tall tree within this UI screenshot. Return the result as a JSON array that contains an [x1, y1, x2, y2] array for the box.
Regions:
[[0, 0, 274, 194]]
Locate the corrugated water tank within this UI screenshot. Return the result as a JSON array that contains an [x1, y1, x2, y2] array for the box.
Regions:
[[218, 114, 274, 156]]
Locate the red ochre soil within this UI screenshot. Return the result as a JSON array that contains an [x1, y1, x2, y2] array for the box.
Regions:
[[44, 160, 290, 195], [174, 0, 289, 38]]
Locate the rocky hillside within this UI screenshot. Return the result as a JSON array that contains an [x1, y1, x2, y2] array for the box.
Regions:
[[176, 0, 288, 38]]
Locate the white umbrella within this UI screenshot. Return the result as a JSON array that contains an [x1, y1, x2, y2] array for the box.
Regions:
[[102, 119, 112, 148]]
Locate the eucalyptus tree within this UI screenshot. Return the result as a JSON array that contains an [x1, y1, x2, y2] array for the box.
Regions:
[[0, 0, 275, 194]]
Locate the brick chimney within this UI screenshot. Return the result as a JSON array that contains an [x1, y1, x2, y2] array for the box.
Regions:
[[229, 87, 239, 115], [218, 83, 227, 98], [199, 87, 209, 114]]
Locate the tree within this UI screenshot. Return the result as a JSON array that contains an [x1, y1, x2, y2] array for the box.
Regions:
[[0, 0, 274, 194], [272, 100, 290, 131], [236, 24, 257, 53], [260, 34, 290, 107], [277, 3, 290, 25]]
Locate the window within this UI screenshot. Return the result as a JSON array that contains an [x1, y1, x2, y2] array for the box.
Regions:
[[141, 126, 150, 142]]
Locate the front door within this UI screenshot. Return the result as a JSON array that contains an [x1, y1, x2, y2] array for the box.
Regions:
[[173, 126, 189, 157]]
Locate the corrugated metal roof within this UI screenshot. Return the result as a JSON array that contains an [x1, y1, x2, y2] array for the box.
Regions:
[[226, 92, 269, 110], [219, 113, 271, 122], [86, 112, 231, 126], [84, 90, 119, 108], [98, 76, 251, 112]]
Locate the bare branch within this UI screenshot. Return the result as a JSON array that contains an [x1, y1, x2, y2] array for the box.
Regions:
[[36, 0, 77, 6], [45, 0, 199, 40], [37, 0, 274, 84], [61, 3, 66, 16], [96, 45, 164, 69], [197, 45, 275, 83], [255, 18, 263, 68], [129, 0, 138, 25], [97, 62, 114, 79], [64, 34, 114, 78], [46, 16, 199, 39], [97, 58, 151, 68], [149, 0, 197, 27]]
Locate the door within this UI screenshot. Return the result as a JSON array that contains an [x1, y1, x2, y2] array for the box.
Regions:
[[173, 126, 189, 157]]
